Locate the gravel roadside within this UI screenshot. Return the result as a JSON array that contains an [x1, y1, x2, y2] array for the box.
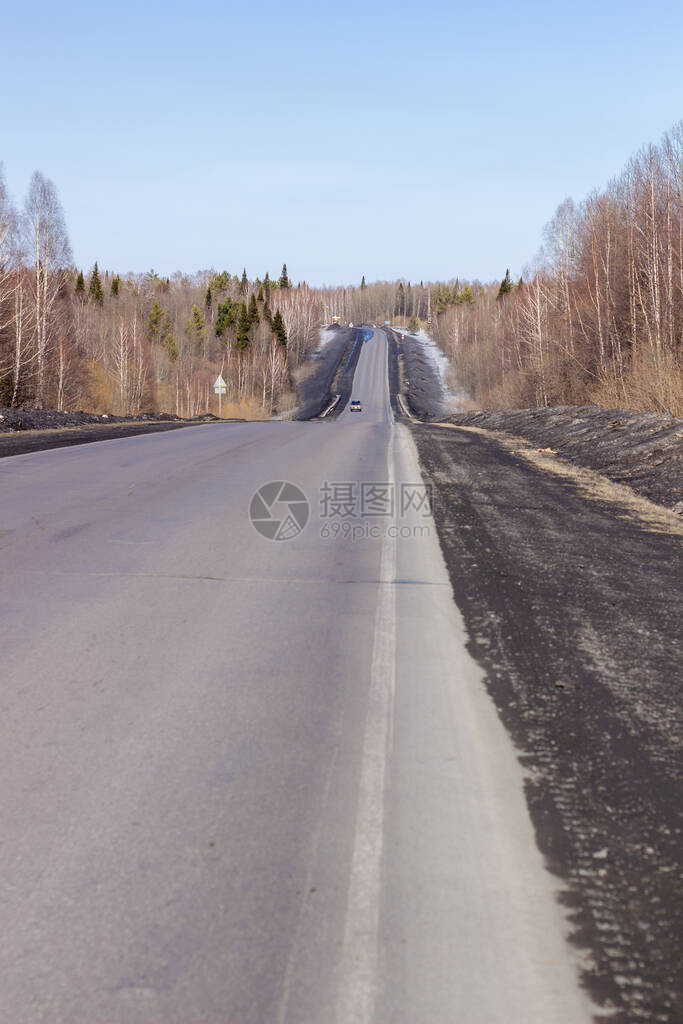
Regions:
[[410, 420, 683, 1024]]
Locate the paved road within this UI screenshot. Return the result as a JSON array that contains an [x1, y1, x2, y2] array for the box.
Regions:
[[0, 331, 594, 1023]]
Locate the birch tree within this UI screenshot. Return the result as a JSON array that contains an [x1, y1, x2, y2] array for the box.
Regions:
[[0, 171, 36, 407], [0, 168, 16, 326], [23, 172, 72, 407]]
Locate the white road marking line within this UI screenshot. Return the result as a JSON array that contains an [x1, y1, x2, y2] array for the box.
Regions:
[[336, 426, 397, 1024]]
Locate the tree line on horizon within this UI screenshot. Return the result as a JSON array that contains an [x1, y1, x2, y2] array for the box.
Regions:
[[0, 168, 460, 418], [1, 120, 681, 418], [318, 121, 683, 416], [0, 177, 320, 417], [431, 121, 683, 415]]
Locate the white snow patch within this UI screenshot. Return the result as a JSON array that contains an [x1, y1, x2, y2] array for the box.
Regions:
[[317, 327, 339, 350], [400, 328, 467, 410], [306, 327, 344, 365]]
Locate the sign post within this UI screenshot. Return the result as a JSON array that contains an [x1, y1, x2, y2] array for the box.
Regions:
[[214, 374, 227, 417]]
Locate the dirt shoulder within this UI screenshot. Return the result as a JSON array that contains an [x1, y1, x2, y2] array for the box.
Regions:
[[431, 406, 682, 512], [386, 328, 448, 418], [293, 326, 354, 420], [0, 408, 188, 432], [410, 421, 683, 1023], [294, 326, 370, 420], [0, 409, 235, 460]]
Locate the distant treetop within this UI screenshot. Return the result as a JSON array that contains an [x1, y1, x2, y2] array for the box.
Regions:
[[89, 262, 104, 305], [278, 264, 290, 289], [497, 268, 514, 300]]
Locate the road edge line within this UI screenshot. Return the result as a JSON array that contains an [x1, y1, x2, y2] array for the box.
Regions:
[[335, 424, 397, 1024]]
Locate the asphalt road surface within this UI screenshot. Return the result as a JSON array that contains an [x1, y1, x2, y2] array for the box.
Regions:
[[0, 330, 614, 1023]]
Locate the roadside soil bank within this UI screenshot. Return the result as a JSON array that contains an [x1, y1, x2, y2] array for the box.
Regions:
[[0, 410, 236, 459], [294, 326, 353, 420], [433, 406, 682, 511], [387, 328, 449, 418], [294, 325, 370, 420]]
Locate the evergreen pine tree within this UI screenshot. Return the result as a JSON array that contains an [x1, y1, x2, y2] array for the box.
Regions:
[[497, 268, 514, 300], [278, 264, 290, 289], [361, 275, 366, 289], [236, 303, 251, 349], [461, 285, 474, 304], [240, 268, 248, 295], [394, 282, 405, 316], [146, 301, 177, 361], [75, 271, 85, 299], [209, 271, 232, 293], [257, 285, 264, 302], [263, 301, 273, 326], [272, 309, 287, 346], [89, 262, 104, 305], [264, 271, 271, 291], [163, 330, 178, 361], [205, 285, 213, 308], [185, 304, 206, 347], [110, 274, 121, 297], [215, 297, 239, 337], [248, 292, 260, 326], [146, 300, 166, 343]]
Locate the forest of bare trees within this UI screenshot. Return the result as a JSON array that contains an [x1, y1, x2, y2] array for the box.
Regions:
[[317, 277, 433, 327], [432, 122, 683, 415], [0, 177, 320, 417], [0, 168, 439, 419], [2, 120, 681, 418], [311, 124, 682, 418]]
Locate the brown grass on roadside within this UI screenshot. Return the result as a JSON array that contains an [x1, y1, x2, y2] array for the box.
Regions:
[[214, 397, 267, 420], [590, 352, 683, 418]]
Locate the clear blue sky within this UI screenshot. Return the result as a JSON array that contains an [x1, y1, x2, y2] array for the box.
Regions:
[[3, 1, 682, 286]]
